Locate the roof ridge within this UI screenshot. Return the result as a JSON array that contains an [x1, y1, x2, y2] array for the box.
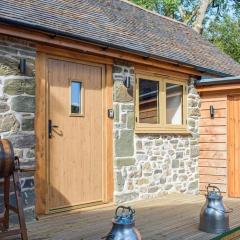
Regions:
[[119, 0, 188, 27]]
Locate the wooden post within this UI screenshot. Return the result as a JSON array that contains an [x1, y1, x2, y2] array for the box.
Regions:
[[3, 176, 10, 230], [13, 171, 28, 240], [0, 172, 28, 240]]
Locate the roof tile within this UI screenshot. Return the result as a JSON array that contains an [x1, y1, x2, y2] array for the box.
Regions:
[[0, 0, 240, 76]]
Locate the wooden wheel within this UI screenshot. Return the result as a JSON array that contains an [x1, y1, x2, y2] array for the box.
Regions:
[[0, 139, 28, 240], [0, 139, 15, 178]]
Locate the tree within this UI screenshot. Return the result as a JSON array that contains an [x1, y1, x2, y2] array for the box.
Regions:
[[130, 0, 237, 34], [206, 16, 240, 63], [191, 0, 213, 33], [129, 0, 158, 10]]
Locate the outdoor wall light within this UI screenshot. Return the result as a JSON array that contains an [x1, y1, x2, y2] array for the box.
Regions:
[[124, 76, 131, 88], [19, 58, 27, 75], [210, 105, 215, 119]]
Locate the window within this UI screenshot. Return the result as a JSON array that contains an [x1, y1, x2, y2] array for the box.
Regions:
[[139, 79, 159, 124], [166, 83, 183, 125], [135, 74, 187, 133], [70, 81, 84, 116]]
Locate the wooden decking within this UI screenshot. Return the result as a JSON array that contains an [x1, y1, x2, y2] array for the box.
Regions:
[[13, 194, 240, 239]]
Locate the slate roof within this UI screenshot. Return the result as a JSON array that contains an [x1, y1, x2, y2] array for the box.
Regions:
[[0, 0, 240, 76]]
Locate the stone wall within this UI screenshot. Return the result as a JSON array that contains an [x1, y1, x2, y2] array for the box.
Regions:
[[113, 62, 200, 203], [0, 36, 36, 221]]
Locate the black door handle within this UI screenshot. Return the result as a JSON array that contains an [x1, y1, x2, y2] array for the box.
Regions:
[[48, 120, 59, 139]]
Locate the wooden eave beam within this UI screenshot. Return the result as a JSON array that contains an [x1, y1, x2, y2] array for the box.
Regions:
[[0, 23, 211, 77], [197, 83, 240, 93]]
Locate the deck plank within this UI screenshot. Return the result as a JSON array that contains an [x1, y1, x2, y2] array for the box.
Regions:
[[8, 193, 240, 240]]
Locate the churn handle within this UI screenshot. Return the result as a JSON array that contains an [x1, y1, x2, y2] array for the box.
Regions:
[[115, 206, 135, 218], [207, 184, 221, 195]]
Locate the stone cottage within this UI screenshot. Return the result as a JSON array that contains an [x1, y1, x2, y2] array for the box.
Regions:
[[0, 0, 240, 221]]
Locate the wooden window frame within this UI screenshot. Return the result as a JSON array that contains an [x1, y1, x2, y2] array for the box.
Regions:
[[135, 74, 188, 134], [69, 79, 85, 117]]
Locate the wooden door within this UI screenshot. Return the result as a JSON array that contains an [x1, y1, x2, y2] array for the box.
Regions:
[[48, 58, 105, 211], [228, 95, 240, 197]]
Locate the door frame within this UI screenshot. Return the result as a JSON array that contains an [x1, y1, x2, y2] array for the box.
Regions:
[[35, 47, 114, 215]]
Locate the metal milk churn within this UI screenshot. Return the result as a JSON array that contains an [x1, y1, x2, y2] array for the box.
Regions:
[[199, 185, 232, 234], [104, 206, 141, 240]]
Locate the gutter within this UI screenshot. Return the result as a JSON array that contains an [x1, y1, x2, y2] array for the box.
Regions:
[[0, 17, 232, 77], [197, 76, 240, 86]]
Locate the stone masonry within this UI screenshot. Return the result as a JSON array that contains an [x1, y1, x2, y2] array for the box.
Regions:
[[113, 61, 200, 203], [0, 36, 36, 221]]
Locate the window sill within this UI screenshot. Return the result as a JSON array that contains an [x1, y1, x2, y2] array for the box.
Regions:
[[134, 127, 192, 135]]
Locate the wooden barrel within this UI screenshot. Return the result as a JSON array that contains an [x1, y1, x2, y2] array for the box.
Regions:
[[0, 139, 15, 177]]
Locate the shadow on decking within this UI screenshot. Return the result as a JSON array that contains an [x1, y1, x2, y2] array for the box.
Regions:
[[9, 194, 240, 240]]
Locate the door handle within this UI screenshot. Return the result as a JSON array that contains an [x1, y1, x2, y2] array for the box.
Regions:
[[48, 120, 59, 139]]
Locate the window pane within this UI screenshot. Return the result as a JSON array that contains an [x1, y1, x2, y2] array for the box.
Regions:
[[166, 83, 183, 125], [71, 81, 81, 114], [139, 79, 159, 124]]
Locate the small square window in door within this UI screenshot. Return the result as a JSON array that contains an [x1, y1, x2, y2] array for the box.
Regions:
[[70, 81, 84, 116]]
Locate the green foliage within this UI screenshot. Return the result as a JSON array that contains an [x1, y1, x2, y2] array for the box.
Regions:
[[206, 16, 240, 63], [130, 0, 238, 27], [130, 0, 158, 10], [234, 0, 240, 17], [131, 0, 181, 17], [158, 0, 181, 18]]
